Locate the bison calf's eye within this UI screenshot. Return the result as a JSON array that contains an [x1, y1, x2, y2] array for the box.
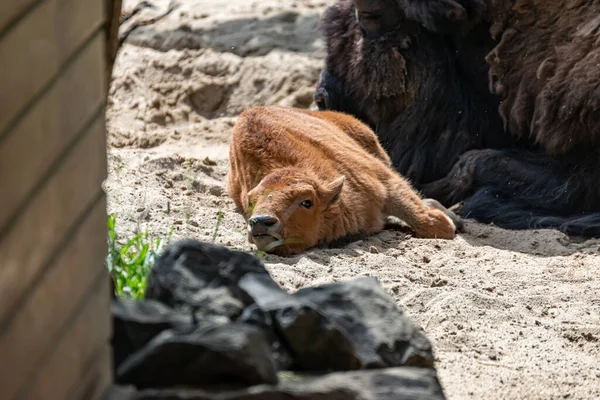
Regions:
[[300, 200, 313, 209]]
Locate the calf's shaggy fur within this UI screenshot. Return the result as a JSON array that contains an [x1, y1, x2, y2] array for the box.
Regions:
[[316, 0, 600, 236], [227, 106, 457, 255]]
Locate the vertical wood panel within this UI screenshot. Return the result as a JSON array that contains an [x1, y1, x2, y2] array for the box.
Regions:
[[0, 114, 107, 326], [0, 0, 38, 35], [0, 0, 104, 135], [0, 33, 106, 231], [0, 196, 108, 400], [20, 276, 112, 400], [71, 346, 113, 400], [0, 0, 121, 398]]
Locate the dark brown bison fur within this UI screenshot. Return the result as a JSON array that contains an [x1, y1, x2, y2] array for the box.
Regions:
[[315, 0, 600, 237]]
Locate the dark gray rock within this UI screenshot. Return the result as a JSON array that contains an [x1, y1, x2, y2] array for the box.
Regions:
[[236, 273, 296, 370], [110, 240, 446, 399], [240, 275, 433, 371], [112, 297, 197, 368], [144, 240, 277, 319], [129, 367, 446, 400], [241, 300, 360, 372], [116, 322, 278, 388], [292, 276, 435, 369], [238, 272, 360, 371]]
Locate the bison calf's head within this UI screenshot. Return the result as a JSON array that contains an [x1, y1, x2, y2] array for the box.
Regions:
[[245, 169, 345, 256]]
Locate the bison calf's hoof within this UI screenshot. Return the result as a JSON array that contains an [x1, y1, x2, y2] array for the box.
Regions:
[[415, 208, 457, 240], [423, 198, 464, 232]]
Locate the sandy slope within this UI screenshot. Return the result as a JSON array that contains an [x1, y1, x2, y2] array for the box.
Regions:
[[104, 1, 600, 398]]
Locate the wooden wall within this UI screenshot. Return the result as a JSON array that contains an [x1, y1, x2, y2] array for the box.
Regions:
[[0, 0, 121, 398]]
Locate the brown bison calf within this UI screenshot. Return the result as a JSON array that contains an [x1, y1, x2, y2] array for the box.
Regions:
[[227, 106, 458, 255]]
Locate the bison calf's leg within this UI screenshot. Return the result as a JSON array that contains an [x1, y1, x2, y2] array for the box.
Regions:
[[422, 198, 464, 232], [383, 175, 457, 240]]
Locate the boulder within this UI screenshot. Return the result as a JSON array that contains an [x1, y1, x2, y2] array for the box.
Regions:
[[109, 240, 446, 399], [116, 322, 278, 388], [239, 274, 434, 371], [109, 367, 446, 400], [144, 240, 276, 319], [292, 276, 434, 368], [112, 297, 197, 368]]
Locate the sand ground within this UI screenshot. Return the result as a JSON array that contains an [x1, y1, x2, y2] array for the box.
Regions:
[[104, 1, 600, 398]]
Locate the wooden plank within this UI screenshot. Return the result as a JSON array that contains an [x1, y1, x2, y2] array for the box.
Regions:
[[0, 196, 108, 400], [0, 0, 104, 135], [20, 276, 112, 400], [70, 346, 113, 400], [0, 32, 106, 231], [0, 0, 38, 35], [0, 113, 107, 325]]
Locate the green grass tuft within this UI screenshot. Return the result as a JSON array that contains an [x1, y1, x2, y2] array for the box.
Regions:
[[255, 250, 266, 258], [106, 213, 174, 299], [211, 211, 224, 243]]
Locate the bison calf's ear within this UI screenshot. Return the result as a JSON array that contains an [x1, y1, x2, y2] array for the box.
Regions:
[[321, 176, 345, 209]]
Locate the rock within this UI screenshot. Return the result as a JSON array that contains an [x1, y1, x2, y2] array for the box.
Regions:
[[291, 277, 434, 369], [116, 323, 278, 389], [190, 286, 245, 319], [144, 240, 276, 318], [242, 300, 360, 372], [111, 297, 196, 369], [237, 272, 290, 308], [109, 240, 445, 399], [235, 273, 295, 370], [239, 274, 433, 371], [125, 367, 446, 399], [239, 272, 360, 371]]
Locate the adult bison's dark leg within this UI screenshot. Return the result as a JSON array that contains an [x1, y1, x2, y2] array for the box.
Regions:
[[421, 148, 577, 209], [419, 149, 504, 207], [461, 188, 600, 237], [421, 148, 600, 237]]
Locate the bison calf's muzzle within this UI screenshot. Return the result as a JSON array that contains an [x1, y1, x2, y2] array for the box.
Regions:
[[247, 215, 283, 251], [249, 215, 279, 232]]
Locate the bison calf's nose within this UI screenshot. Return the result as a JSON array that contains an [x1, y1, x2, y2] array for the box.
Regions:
[[248, 215, 280, 236], [249, 215, 278, 227]]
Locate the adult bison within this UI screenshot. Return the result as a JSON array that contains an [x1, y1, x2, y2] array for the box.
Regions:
[[314, 0, 600, 237]]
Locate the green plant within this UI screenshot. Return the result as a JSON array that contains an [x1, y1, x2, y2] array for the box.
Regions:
[[211, 211, 224, 242], [106, 213, 174, 299], [255, 250, 266, 258]]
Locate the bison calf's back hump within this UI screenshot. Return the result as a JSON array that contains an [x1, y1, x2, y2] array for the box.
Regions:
[[227, 106, 457, 255]]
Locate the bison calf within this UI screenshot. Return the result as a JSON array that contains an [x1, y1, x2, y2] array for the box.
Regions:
[[227, 106, 458, 256]]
